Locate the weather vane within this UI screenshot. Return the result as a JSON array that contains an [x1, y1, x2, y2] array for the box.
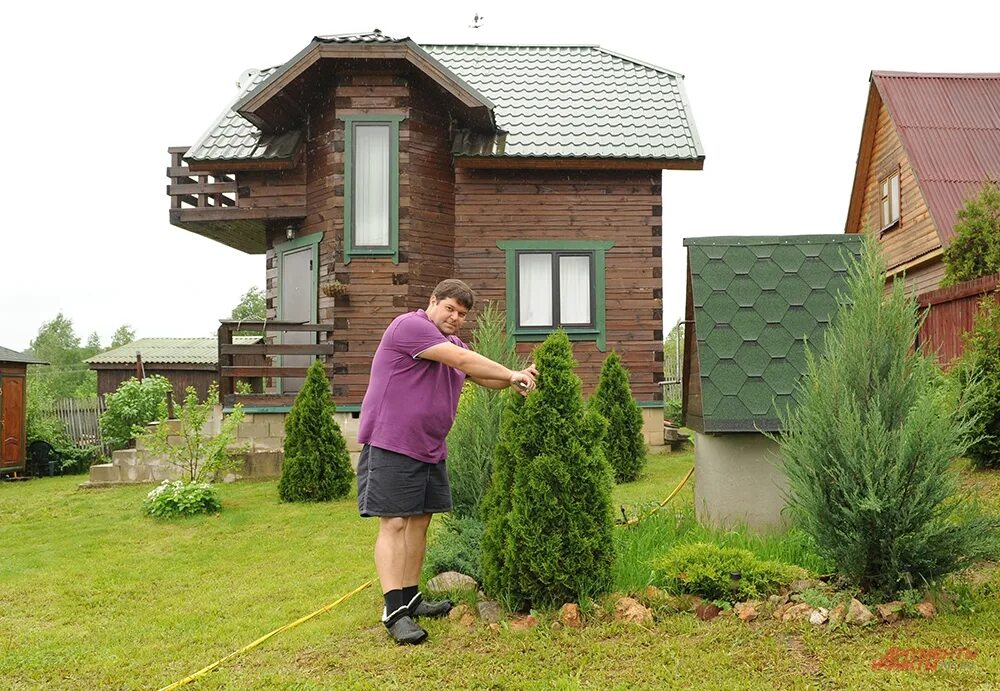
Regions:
[[470, 13, 484, 29]]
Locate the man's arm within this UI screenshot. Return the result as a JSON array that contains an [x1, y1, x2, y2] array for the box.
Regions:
[[418, 342, 536, 392]]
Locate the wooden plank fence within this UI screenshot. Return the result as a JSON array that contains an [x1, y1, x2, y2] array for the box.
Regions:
[[917, 272, 1000, 368], [47, 397, 111, 456]]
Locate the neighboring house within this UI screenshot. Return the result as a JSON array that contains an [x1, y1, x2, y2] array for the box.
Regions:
[[86, 337, 262, 401], [845, 71, 1000, 364], [682, 235, 861, 531], [1, 345, 48, 475], [167, 30, 704, 445]]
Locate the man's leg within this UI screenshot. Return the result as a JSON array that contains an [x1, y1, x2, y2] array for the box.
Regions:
[[375, 516, 427, 644], [401, 513, 453, 618]]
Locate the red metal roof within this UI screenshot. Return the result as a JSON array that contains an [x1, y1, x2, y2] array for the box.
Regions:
[[873, 71, 1000, 244]]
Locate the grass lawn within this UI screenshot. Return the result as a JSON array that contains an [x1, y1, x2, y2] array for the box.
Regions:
[[2, 451, 998, 689]]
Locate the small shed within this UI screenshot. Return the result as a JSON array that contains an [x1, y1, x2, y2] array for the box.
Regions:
[[682, 235, 861, 531], [86, 337, 262, 401], [1, 345, 48, 475]]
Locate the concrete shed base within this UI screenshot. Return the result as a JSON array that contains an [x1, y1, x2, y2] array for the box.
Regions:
[[693, 432, 789, 533]]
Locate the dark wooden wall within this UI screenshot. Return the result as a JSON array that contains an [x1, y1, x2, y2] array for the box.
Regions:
[[917, 273, 1000, 367], [95, 365, 217, 402], [454, 167, 664, 400]]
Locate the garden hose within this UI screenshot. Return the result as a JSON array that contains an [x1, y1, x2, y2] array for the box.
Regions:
[[158, 579, 374, 690], [620, 465, 695, 527]]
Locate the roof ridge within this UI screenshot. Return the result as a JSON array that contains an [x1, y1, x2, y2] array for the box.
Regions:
[[873, 70, 1000, 79]]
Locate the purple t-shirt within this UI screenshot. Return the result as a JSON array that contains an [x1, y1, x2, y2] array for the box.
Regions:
[[358, 309, 468, 463]]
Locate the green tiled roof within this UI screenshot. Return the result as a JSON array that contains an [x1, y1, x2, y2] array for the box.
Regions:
[[86, 337, 260, 366], [684, 235, 861, 433]]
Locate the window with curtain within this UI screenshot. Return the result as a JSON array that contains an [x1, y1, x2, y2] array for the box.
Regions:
[[879, 169, 900, 230], [516, 251, 595, 328], [354, 123, 390, 247]]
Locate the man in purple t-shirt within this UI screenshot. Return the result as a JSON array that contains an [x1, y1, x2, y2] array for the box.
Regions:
[[357, 279, 537, 644]]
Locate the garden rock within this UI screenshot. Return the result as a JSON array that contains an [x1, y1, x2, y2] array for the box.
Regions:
[[916, 601, 937, 619], [448, 604, 476, 628], [559, 603, 583, 628], [845, 599, 874, 625], [427, 571, 478, 593], [789, 579, 821, 594], [876, 601, 905, 624], [477, 600, 501, 624], [642, 585, 668, 603], [614, 597, 653, 625], [809, 608, 829, 626], [780, 603, 813, 622], [734, 602, 758, 622], [509, 615, 538, 631], [828, 604, 846, 626], [695, 602, 722, 621]]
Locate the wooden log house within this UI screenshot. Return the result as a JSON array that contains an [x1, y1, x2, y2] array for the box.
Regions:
[[845, 71, 1000, 365], [1, 346, 47, 476], [167, 31, 705, 445]]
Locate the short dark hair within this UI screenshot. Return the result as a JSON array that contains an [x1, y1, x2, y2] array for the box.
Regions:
[[432, 279, 475, 309]]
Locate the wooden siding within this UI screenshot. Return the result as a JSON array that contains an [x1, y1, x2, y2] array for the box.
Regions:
[[917, 272, 1000, 367], [237, 167, 307, 210], [856, 100, 945, 291], [95, 365, 217, 402], [454, 168, 664, 400]]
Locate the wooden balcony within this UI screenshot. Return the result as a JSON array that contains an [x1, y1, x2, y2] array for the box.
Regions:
[[167, 147, 305, 254], [218, 320, 341, 408]]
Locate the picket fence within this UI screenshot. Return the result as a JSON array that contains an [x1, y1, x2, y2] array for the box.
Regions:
[[46, 397, 111, 457]]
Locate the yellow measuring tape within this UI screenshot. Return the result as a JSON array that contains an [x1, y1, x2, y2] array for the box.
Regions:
[[621, 466, 695, 526], [159, 579, 374, 691]]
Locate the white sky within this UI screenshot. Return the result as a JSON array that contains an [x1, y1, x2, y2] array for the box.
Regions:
[[2, 1, 997, 351]]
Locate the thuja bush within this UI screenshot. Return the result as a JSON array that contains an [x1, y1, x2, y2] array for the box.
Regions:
[[446, 301, 522, 519], [591, 352, 646, 483], [776, 234, 1000, 600], [481, 331, 615, 611], [100, 375, 172, 450], [654, 542, 806, 602], [952, 294, 1000, 469], [278, 359, 353, 502]]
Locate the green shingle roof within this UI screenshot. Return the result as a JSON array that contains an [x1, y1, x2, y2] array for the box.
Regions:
[[684, 235, 861, 433], [186, 32, 703, 163], [85, 337, 260, 366], [0, 345, 47, 365]]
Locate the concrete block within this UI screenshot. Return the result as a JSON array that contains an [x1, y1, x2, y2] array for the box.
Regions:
[[88, 463, 120, 484], [236, 422, 270, 439], [112, 449, 138, 466]]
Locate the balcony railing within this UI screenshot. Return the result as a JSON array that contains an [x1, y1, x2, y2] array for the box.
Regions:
[[167, 147, 237, 211], [218, 320, 339, 407]]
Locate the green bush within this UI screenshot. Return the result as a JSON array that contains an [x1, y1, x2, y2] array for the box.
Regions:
[[446, 301, 522, 519], [142, 480, 221, 518], [100, 376, 172, 450], [424, 516, 485, 584], [481, 330, 615, 611], [952, 294, 1000, 469], [278, 360, 353, 502], [776, 234, 1000, 600], [591, 352, 646, 483], [654, 542, 806, 601], [941, 180, 1000, 287]]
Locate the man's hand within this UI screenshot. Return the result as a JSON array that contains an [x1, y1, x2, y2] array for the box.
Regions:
[[510, 365, 538, 396]]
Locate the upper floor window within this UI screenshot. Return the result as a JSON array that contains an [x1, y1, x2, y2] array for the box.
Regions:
[[339, 114, 404, 263], [880, 169, 900, 231], [497, 239, 614, 351]]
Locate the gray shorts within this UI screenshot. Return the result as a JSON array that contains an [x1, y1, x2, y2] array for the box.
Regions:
[[356, 444, 452, 518]]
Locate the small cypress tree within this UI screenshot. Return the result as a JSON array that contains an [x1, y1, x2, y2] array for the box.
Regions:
[[481, 331, 615, 610], [776, 234, 1000, 600], [952, 293, 1000, 469], [591, 352, 647, 483], [278, 359, 353, 502]]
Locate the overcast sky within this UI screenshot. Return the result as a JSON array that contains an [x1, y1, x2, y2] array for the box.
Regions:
[[2, 1, 997, 351]]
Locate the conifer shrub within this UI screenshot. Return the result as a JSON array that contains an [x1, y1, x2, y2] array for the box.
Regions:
[[278, 360, 353, 502], [776, 235, 1000, 600], [445, 301, 522, 519], [591, 352, 647, 483], [653, 542, 806, 601], [481, 331, 616, 611], [952, 293, 1000, 469], [941, 180, 1000, 287]]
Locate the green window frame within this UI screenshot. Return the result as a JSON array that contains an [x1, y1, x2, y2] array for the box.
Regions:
[[497, 239, 613, 351], [339, 114, 404, 264]]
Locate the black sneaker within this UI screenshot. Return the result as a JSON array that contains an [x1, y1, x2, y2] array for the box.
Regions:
[[385, 615, 428, 645], [409, 594, 453, 619]]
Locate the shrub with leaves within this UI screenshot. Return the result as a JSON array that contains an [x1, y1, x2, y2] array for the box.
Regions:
[[445, 301, 522, 519], [481, 330, 615, 611], [142, 480, 221, 518], [278, 359, 353, 502], [424, 515, 485, 585], [654, 542, 806, 601], [140, 382, 245, 483], [941, 180, 1000, 287], [952, 293, 1000, 469], [100, 375, 172, 450], [776, 234, 1000, 600], [591, 352, 646, 483]]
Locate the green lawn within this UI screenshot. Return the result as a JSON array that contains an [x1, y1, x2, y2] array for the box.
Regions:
[[2, 452, 998, 689]]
